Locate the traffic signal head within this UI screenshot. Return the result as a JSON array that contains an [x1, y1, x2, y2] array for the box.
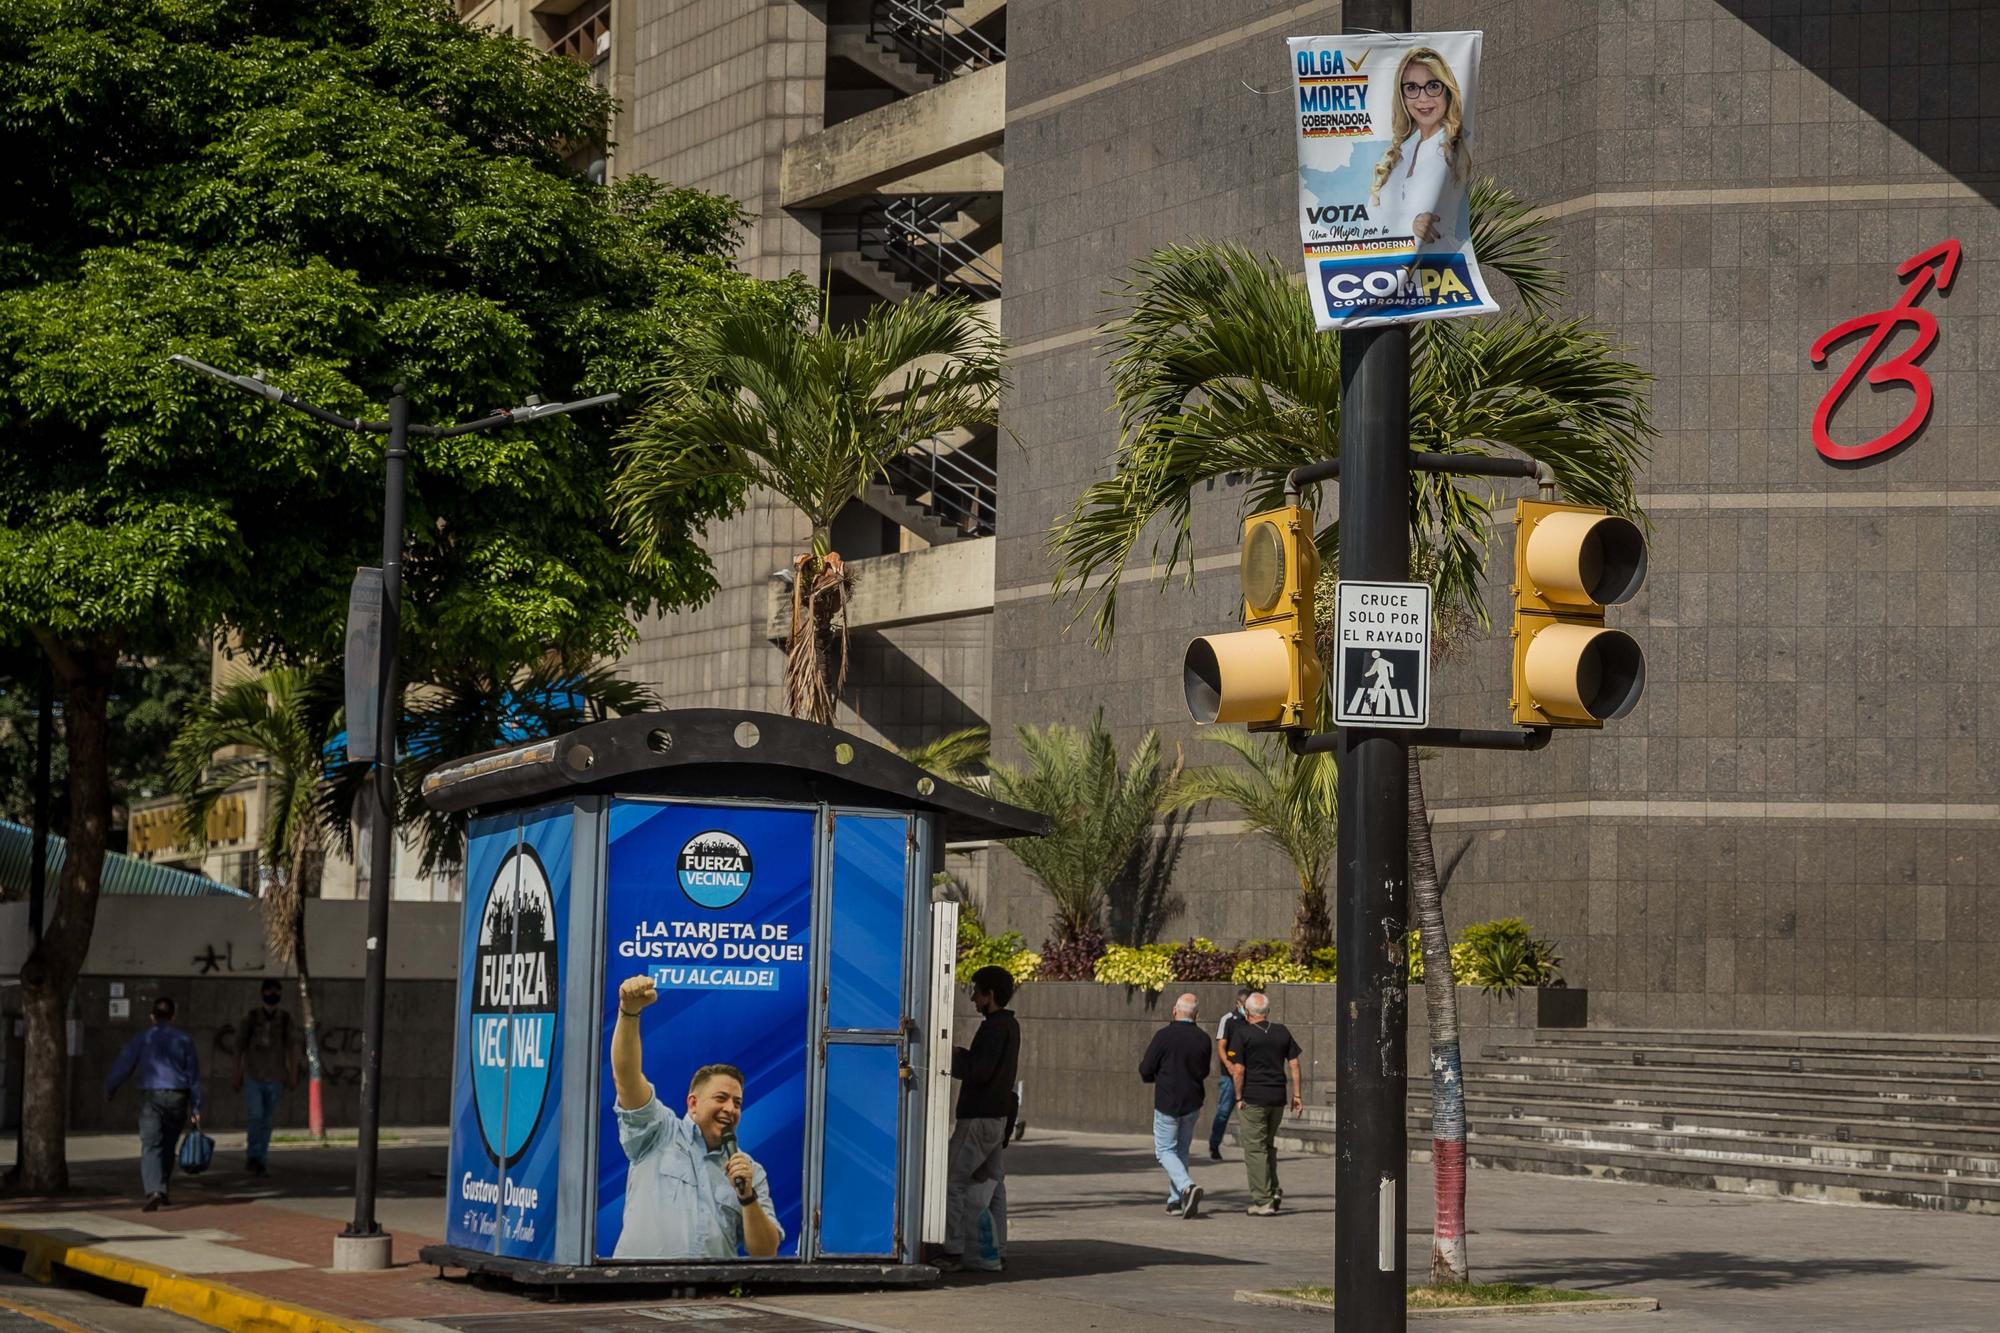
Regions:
[[1510, 500, 1646, 727], [1184, 504, 1323, 730]]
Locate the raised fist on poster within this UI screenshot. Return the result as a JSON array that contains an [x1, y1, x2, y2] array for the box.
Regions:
[[618, 974, 658, 1016]]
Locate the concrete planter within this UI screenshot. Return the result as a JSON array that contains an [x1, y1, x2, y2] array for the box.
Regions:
[[1003, 981, 1585, 1136]]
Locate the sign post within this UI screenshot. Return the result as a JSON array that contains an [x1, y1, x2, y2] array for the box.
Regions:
[[1334, 580, 1432, 729]]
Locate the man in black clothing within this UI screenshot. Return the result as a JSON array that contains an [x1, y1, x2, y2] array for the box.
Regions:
[[1138, 992, 1210, 1218], [941, 964, 1019, 1271], [1225, 991, 1302, 1215]]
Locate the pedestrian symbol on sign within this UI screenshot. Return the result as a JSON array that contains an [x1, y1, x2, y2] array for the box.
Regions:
[[1343, 647, 1421, 720]]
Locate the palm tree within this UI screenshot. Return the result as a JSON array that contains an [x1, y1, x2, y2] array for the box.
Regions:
[[169, 665, 339, 1140], [321, 655, 661, 879], [1169, 729, 1337, 962], [611, 293, 1005, 724], [987, 713, 1183, 971], [1051, 181, 1655, 1285], [896, 725, 991, 787]]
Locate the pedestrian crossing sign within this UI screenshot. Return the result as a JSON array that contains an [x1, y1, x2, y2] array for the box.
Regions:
[[1333, 580, 1431, 729]]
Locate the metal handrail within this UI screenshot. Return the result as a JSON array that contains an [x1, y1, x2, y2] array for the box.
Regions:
[[844, 195, 1000, 302], [881, 436, 996, 537], [868, 0, 1003, 81], [548, 0, 611, 65]]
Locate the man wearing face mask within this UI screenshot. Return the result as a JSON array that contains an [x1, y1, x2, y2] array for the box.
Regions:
[[233, 979, 299, 1177], [608, 974, 783, 1260]]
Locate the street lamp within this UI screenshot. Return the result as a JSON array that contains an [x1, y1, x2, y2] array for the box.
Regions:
[[169, 355, 619, 1270]]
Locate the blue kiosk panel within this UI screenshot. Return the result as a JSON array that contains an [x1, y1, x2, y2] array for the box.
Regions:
[[595, 799, 812, 1261], [446, 803, 572, 1261]]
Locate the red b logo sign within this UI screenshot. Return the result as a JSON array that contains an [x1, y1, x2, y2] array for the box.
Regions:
[[1809, 240, 1961, 463]]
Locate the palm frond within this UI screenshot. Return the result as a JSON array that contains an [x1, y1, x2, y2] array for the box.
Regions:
[[896, 726, 991, 784]]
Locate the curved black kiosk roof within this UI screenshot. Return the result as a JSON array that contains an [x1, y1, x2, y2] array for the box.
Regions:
[[422, 708, 1049, 842]]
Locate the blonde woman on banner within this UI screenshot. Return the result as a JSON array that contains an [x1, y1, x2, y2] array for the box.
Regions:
[[1369, 46, 1470, 248]]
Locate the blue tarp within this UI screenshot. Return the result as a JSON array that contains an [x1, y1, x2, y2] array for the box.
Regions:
[[0, 818, 251, 899]]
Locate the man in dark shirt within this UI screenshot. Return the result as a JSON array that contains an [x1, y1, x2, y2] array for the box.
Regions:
[[941, 965, 1019, 1271], [105, 996, 203, 1211], [233, 979, 299, 1177], [1138, 992, 1211, 1218], [1224, 991, 1302, 1215]]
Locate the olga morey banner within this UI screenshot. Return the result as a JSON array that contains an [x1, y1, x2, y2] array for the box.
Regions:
[[1290, 30, 1496, 329]]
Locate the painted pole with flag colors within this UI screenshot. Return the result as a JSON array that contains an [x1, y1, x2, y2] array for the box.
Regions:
[[1289, 30, 1497, 329]]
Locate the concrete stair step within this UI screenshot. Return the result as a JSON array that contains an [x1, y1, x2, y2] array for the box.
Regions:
[[1410, 1090, 2000, 1151], [1524, 1027, 2000, 1059], [1484, 1040, 2000, 1080], [1405, 1110, 2000, 1177], [1253, 1120, 2000, 1212], [1474, 1055, 2000, 1103], [1415, 1073, 2000, 1124], [1424, 1133, 2000, 1214]]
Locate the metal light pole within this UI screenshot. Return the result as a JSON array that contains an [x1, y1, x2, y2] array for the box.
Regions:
[[1334, 4, 1413, 1328], [169, 355, 618, 1268]]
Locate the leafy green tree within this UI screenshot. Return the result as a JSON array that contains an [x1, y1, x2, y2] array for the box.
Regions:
[[1169, 729, 1337, 962], [0, 0, 795, 1191], [988, 713, 1184, 971], [612, 293, 1004, 724], [324, 655, 660, 877], [169, 666, 340, 1140], [0, 640, 209, 839], [1051, 183, 1654, 1284]]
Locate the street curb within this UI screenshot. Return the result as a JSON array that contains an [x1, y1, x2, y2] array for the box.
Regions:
[[1235, 1290, 1662, 1318], [0, 1221, 395, 1333]]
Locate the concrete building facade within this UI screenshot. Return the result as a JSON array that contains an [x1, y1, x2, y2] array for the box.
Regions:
[[508, 1, 1997, 1036], [989, 0, 2000, 1036]]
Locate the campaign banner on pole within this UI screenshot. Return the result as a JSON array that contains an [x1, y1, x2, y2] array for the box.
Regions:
[[446, 802, 572, 1261], [594, 799, 813, 1261], [1289, 30, 1497, 329]]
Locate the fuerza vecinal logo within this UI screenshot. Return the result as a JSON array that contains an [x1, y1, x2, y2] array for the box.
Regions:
[[1319, 253, 1481, 317], [470, 847, 559, 1166], [677, 831, 753, 909]]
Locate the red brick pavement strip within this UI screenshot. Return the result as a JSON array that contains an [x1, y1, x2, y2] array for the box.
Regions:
[[5, 1195, 548, 1321]]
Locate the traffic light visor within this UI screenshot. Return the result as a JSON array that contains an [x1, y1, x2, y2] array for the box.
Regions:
[[1185, 628, 1292, 725], [1523, 622, 1646, 722], [1524, 511, 1647, 608]]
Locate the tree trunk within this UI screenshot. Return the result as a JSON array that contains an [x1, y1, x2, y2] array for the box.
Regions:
[[783, 552, 851, 726], [1291, 877, 1331, 964], [16, 637, 119, 1194], [1409, 746, 1468, 1285], [290, 843, 327, 1140]]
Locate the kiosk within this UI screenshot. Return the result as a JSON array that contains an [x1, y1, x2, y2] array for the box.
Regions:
[[415, 710, 1046, 1287]]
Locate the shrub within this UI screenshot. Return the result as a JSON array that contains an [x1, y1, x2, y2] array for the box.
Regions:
[[1094, 943, 1178, 992], [1168, 937, 1237, 981], [1037, 926, 1108, 980], [956, 911, 1041, 985], [1456, 918, 1563, 995]]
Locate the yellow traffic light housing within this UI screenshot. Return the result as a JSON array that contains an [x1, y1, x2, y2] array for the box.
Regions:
[[1185, 505, 1322, 730], [1510, 500, 1647, 727]]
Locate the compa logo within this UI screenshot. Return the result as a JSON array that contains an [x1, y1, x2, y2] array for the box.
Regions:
[[1320, 254, 1480, 315], [677, 831, 753, 909], [470, 847, 559, 1166]]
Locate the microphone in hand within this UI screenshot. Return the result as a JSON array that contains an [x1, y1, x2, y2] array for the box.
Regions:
[[721, 1130, 752, 1197]]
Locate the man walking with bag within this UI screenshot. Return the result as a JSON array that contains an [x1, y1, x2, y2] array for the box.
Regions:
[[1224, 991, 1302, 1216], [105, 996, 203, 1211], [1139, 992, 1210, 1217]]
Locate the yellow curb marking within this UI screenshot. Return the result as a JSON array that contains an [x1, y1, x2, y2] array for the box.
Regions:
[[0, 1223, 394, 1333]]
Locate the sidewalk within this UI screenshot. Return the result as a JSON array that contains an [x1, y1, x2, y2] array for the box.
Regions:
[[6, 1126, 1999, 1331]]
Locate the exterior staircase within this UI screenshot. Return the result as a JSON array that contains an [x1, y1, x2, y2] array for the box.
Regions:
[[1261, 1027, 2000, 1214], [859, 434, 997, 543]]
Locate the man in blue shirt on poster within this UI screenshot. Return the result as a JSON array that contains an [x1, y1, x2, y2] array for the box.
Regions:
[[105, 995, 203, 1211], [609, 974, 783, 1259]]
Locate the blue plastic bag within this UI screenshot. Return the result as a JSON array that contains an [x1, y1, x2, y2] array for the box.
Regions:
[[177, 1127, 214, 1175]]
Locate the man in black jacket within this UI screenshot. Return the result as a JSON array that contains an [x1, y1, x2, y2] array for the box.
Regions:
[[941, 965, 1019, 1271], [1139, 992, 1210, 1218]]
